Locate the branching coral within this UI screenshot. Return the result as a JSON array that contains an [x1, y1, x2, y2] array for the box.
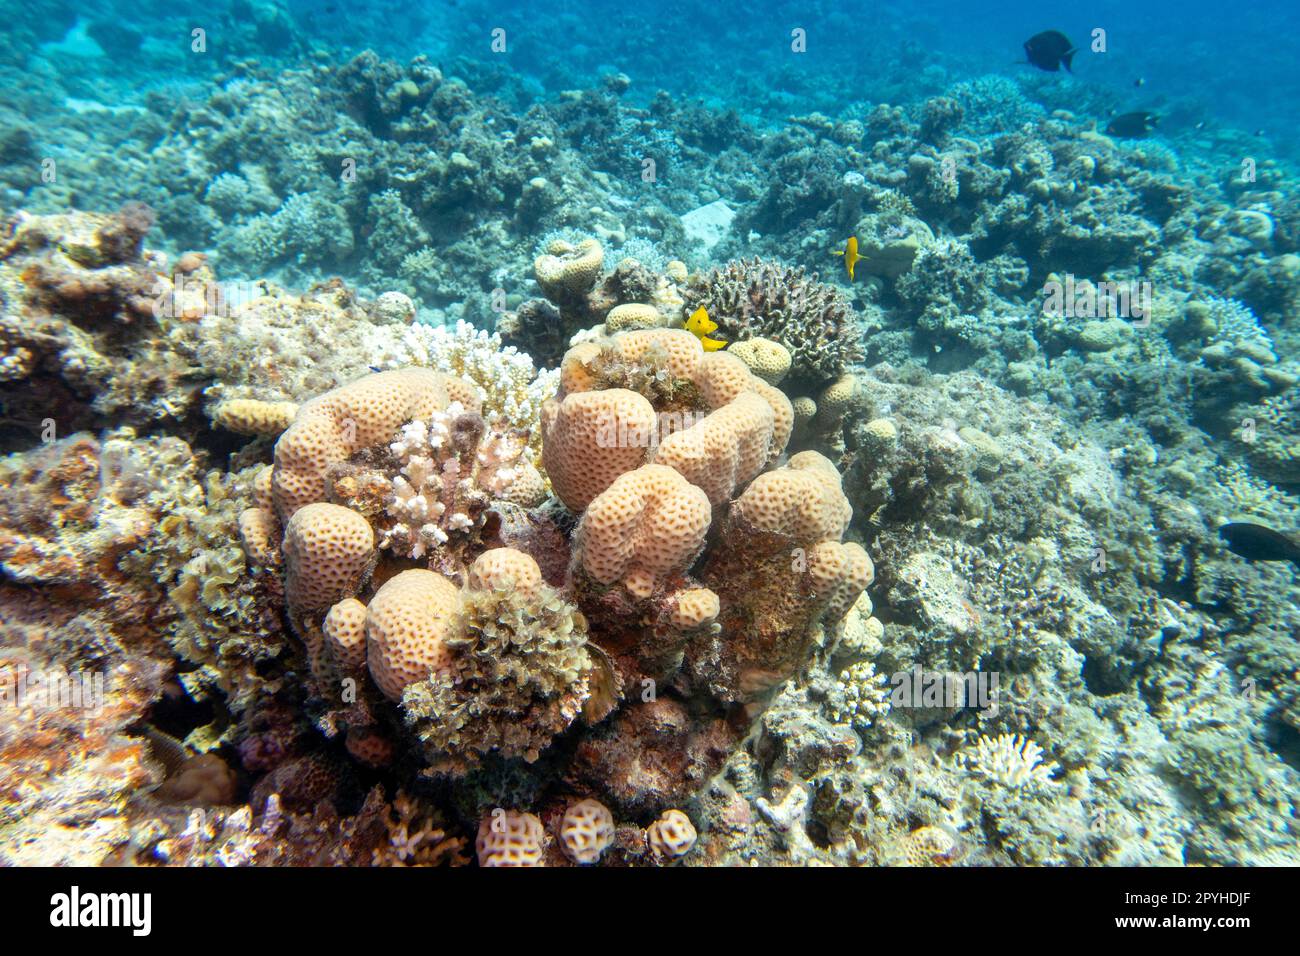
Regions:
[[384, 320, 559, 472], [683, 258, 864, 391], [378, 403, 545, 560], [959, 733, 1059, 791]]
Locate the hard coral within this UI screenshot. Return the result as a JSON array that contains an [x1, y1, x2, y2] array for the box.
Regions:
[[544, 330, 794, 511], [684, 258, 864, 391], [364, 569, 458, 702], [0, 208, 201, 441], [476, 809, 546, 867], [559, 798, 616, 865], [271, 367, 479, 522], [401, 550, 591, 774], [574, 464, 711, 598], [693, 452, 872, 703]]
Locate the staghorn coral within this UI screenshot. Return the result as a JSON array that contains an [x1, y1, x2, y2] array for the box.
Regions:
[[683, 258, 864, 391], [383, 320, 558, 473]]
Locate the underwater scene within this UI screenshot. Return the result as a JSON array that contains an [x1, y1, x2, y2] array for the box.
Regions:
[[0, 0, 1298, 872]]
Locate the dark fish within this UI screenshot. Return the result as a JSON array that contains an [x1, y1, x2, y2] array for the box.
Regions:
[[1133, 77, 1145, 87], [1024, 30, 1076, 72], [1106, 111, 1159, 138], [1219, 522, 1300, 567]]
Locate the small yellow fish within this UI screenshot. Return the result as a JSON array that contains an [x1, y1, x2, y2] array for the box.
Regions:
[[686, 306, 727, 351], [834, 236, 863, 281]]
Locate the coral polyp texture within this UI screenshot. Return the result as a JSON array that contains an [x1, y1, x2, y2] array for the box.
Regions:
[[4, 13, 1300, 874]]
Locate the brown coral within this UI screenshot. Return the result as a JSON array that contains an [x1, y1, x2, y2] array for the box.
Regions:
[[684, 258, 864, 390]]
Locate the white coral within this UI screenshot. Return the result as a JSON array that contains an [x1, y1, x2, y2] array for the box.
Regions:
[[378, 404, 539, 558], [1206, 297, 1272, 350], [380, 319, 558, 470], [827, 660, 891, 730], [960, 733, 1059, 791]]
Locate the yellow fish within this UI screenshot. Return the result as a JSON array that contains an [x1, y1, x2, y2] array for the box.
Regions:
[[834, 236, 863, 281], [686, 306, 727, 351]]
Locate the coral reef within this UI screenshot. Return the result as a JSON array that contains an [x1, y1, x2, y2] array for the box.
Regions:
[[4, 24, 1300, 871]]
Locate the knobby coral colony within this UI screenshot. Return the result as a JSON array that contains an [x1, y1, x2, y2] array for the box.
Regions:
[[246, 320, 871, 851]]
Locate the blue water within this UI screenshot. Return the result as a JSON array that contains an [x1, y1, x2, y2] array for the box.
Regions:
[[11, 1, 1298, 146]]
